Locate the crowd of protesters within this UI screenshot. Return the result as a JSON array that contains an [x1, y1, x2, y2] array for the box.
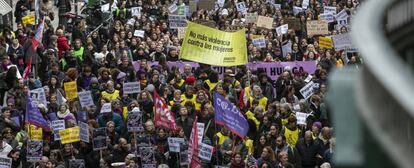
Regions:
[[0, 0, 362, 167]]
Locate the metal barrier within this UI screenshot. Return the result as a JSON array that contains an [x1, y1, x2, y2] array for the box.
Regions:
[[345, 0, 414, 167]]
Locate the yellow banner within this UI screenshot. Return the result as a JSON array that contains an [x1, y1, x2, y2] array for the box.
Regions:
[[29, 125, 42, 140], [319, 36, 333, 49], [64, 81, 78, 101], [179, 22, 248, 66], [59, 126, 80, 144], [22, 15, 35, 27]]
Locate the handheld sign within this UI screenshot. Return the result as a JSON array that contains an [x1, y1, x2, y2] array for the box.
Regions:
[[123, 82, 141, 94], [93, 128, 108, 151], [78, 91, 94, 108], [79, 122, 90, 143], [127, 110, 144, 132], [300, 81, 317, 99], [27, 140, 43, 162], [100, 103, 112, 113]]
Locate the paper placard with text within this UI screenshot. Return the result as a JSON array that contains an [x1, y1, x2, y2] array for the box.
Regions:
[[179, 22, 248, 66], [64, 81, 78, 101], [306, 20, 329, 36], [319, 37, 333, 49], [59, 126, 80, 144], [256, 16, 274, 29]]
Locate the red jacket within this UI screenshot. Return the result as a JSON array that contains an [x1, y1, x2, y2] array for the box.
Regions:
[[57, 35, 70, 59]]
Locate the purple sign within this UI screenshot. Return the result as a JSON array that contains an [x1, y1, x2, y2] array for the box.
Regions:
[[214, 92, 249, 138], [133, 61, 317, 81]]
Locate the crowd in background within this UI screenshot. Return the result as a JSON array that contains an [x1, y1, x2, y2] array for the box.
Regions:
[[0, 0, 362, 167]]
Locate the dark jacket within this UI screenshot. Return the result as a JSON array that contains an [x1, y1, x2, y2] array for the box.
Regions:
[[296, 138, 323, 167]]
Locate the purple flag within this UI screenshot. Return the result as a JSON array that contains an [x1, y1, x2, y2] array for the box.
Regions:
[[25, 96, 49, 129], [214, 92, 249, 138]]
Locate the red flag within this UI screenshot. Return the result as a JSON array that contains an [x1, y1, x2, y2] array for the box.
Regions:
[[188, 116, 201, 168], [239, 87, 250, 110], [154, 91, 177, 131], [22, 56, 32, 80]]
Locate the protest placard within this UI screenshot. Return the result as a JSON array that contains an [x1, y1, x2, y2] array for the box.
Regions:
[[0, 157, 11, 168], [319, 13, 334, 23], [131, 7, 141, 17], [197, 122, 205, 144], [168, 15, 187, 29], [276, 24, 288, 36], [30, 87, 48, 108], [300, 81, 317, 99], [282, 42, 292, 58], [93, 128, 107, 151], [180, 150, 189, 166], [29, 125, 42, 140], [198, 143, 214, 161], [252, 37, 266, 49], [293, 6, 303, 15], [177, 27, 187, 39], [27, 140, 43, 162], [236, 2, 247, 14], [69, 159, 86, 168], [168, 137, 185, 152], [78, 91, 94, 108], [64, 81, 78, 101], [22, 15, 35, 27], [256, 16, 273, 29], [79, 122, 90, 143], [324, 6, 337, 15], [77, 111, 88, 123], [198, 0, 215, 10], [319, 36, 333, 49], [51, 120, 65, 141], [180, 22, 248, 66], [100, 103, 112, 113], [332, 33, 354, 51], [245, 13, 258, 24], [101, 3, 110, 12], [123, 82, 141, 94], [133, 30, 145, 38], [59, 127, 80, 144], [306, 20, 329, 36], [336, 9, 348, 21], [127, 18, 135, 25], [127, 111, 144, 132], [168, 3, 178, 13], [140, 147, 156, 167], [295, 112, 310, 125]]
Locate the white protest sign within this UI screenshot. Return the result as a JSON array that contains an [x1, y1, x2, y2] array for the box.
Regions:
[[245, 13, 258, 23], [167, 137, 185, 152], [100, 103, 112, 113], [101, 3, 110, 12], [332, 33, 354, 51], [295, 112, 309, 125], [131, 7, 142, 17], [300, 81, 316, 99], [293, 6, 303, 15], [79, 122, 89, 143], [198, 143, 214, 161], [78, 91, 94, 108], [197, 122, 205, 144], [51, 120, 65, 140], [0, 157, 12, 168], [276, 24, 288, 35], [134, 30, 145, 38], [127, 18, 135, 25], [282, 42, 292, 58], [302, 0, 309, 9], [338, 19, 348, 26], [236, 2, 247, 14], [168, 3, 178, 13], [123, 82, 141, 94], [252, 37, 266, 49], [336, 9, 348, 21], [324, 6, 337, 15], [30, 88, 48, 108], [319, 13, 334, 23], [217, 0, 225, 7]]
